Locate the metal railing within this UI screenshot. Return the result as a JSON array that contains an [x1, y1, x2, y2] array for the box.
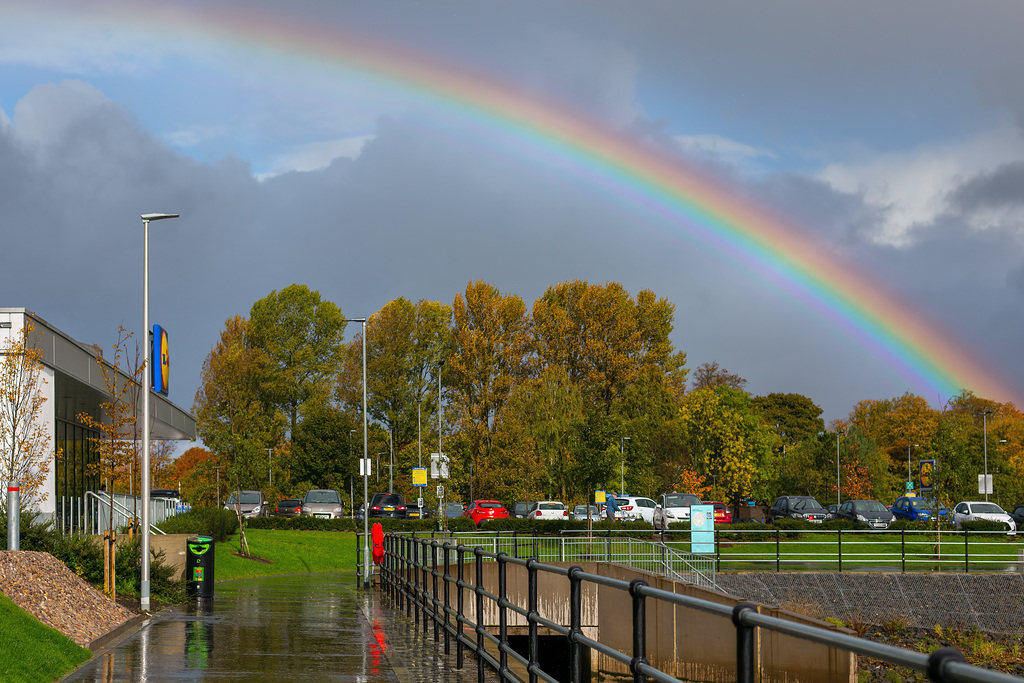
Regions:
[[356, 529, 716, 591], [381, 534, 1023, 683], [651, 528, 1024, 573], [56, 492, 178, 535]]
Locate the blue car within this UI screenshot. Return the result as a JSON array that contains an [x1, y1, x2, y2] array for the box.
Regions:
[[891, 496, 949, 522]]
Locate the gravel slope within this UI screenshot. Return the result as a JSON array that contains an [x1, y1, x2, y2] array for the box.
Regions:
[[0, 550, 135, 647]]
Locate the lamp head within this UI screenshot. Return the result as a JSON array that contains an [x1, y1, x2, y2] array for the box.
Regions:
[[141, 213, 179, 221]]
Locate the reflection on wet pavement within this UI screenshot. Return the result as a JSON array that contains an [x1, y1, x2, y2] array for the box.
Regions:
[[62, 573, 484, 683]]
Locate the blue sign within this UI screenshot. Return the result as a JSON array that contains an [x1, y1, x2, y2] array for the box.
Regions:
[[690, 504, 715, 554], [152, 325, 170, 395]]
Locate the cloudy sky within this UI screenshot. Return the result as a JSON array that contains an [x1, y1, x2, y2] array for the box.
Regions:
[[2, 1, 1023, 432]]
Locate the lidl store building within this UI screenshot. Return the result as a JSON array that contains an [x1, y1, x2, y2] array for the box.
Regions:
[[0, 308, 196, 524]]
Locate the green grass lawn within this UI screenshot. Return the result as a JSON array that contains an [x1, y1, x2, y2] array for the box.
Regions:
[[0, 593, 92, 683], [214, 529, 359, 581]]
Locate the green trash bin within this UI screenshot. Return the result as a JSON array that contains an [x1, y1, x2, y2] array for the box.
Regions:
[[186, 535, 215, 600]]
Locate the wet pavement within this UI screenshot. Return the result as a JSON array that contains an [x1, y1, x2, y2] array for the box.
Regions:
[[62, 573, 496, 683]]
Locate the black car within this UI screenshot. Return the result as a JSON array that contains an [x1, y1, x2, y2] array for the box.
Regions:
[[274, 499, 303, 517], [510, 501, 532, 519], [368, 492, 408, 519], [768, 495, 828, 523], [834, 499, 894, 529], [1009, 504, 1024, 528]]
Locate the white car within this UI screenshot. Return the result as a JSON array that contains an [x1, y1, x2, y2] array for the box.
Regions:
[[953, 501, 1016, 533], [528, 501, 568, 520], [615, 496, 658, 523], [653, 492, 702, 529]]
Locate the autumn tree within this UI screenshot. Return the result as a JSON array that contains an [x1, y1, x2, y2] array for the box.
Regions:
[[0, 321, 57, 509], [165, 446, 223, 506], [78, 327, 142, 526], [247, 284, 345, 437], [679, 386, 776, 508], [531, 280, 686, 409], [691, 361, 747, 392], [448, 281, 532, 477], [193, 316, 283, 498], [751, 392, 826, 452]]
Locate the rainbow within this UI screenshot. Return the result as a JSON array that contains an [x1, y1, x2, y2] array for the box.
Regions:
[[19, 3, 1019, 406]]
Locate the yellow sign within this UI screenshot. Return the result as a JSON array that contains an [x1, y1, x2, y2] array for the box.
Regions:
[[412, 467, 427, 487], [595, 490, 607, 503]]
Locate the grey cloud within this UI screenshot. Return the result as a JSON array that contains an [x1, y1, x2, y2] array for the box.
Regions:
[[948, 161, 1024, 212]]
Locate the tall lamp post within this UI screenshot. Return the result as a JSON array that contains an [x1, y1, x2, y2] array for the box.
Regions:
[[907, 444, 919, 489], [345, 317, 369, 586], [977, 410, 994, 501], [140, 212, 178, 613], [836, 428, 844, 506], [620, 436, 630, 493]]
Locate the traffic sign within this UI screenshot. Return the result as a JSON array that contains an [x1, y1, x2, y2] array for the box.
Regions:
[[919, 460, 935, 493]]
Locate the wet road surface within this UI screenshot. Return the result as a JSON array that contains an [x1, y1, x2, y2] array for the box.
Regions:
[[62, 573, 492, 683]]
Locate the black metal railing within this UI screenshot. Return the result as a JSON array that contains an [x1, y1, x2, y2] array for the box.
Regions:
[[380, 533, 1022, 683]]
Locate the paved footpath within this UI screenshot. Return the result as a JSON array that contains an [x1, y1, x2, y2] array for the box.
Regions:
[[61, 573, 495, 683]]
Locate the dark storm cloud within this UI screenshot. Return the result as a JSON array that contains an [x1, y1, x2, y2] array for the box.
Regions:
[[948, 161, 1024, 212]]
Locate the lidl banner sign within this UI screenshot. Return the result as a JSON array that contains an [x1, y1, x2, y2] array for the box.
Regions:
[[919, 459, 935, 494], [153, 325, 170, 395], [690, 504, 714, 554]]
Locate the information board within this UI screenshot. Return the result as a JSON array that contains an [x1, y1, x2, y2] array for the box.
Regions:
[[690, 504, 715, 554]]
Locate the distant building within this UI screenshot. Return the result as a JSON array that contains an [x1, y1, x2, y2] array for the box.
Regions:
[[0, 308, 196, 525]]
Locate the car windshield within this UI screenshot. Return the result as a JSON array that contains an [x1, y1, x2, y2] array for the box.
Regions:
[[915, 498, 941, 509], [305, 491, 341, 504], [227, 492, 261, 504], [478, 502, 503, 509], [855, 501, 888, 513], [446, 503, 464, 513], [664, 494, 701, 508], [540, 503, 564, 510], [972, 503, 1005, 514], [792, 498, 824, 511], [373, 494, 403, 506]]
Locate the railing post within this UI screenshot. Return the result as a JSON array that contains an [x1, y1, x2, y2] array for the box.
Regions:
[[413, 539, 421, 628], [475, 546, 486, 683], [432, 541, 440, 642], [733, 601, 758, 683], [526, 558, 539, 683], [497, 552, 510, 681], [964, 529, 969, 573], [901, 529, 906, 573], [837, 529, 842, 573], [457, 545, 466, 669], [629, 578, 649, 683], [715, 530, 720, 572], [568, 565, 584, 683], [776, 529, 780, 572], [444, 542, 451, 655]]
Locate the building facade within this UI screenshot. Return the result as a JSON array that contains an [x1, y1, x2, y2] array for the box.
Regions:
[[0, 308, 196, 524]]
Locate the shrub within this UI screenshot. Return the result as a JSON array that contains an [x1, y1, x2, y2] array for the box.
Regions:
[[888, 519, 956, 532], [959, 519, 1014, 534], [159, 508, 238, 541]]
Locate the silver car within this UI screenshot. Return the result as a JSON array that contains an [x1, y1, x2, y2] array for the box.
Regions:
[[224, 490, 269, 518], [301, 489, 345, 519], [571, 505, 599, 521]]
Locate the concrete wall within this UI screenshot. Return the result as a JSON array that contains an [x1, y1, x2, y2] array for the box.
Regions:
[[463, 560, 855, 683]]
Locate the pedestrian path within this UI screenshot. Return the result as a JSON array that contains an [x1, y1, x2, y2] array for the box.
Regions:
[[60, 573, 496, 683]]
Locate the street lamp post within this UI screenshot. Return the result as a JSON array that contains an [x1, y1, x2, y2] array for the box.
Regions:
[[977, 410, 994, 501], [140, 212, 177, 613], [907, 444, 919, 489], [836, 429, 843, 506], [417, 398, 422, 468], [266, 447, 273, 484], [345, 317, 369, 586], [620, 437, 630, 493], [438, 360, 444, 531]]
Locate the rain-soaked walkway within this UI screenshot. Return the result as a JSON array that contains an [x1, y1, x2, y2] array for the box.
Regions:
[[62, 573, 496, 683]]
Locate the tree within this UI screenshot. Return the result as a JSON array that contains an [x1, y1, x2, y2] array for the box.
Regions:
[[291, 401, 358, 493], [165, 446, 222, 506], [0, 321, 57, 509], [449, 281, 532, 475], [751, 393, 826, 451], [194, 315, 283, 553], [247, 284, 346, 437], [532, 280, 685, 409], [691, 361, 747, 392]]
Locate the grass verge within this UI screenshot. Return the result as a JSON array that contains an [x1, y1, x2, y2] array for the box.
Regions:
[[0, 593, 92, 683], [214, 530, 358, 581]]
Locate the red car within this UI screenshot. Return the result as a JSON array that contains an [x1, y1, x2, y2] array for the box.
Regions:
[[462, 500, 510, 526], [703, 501, 733, 525]]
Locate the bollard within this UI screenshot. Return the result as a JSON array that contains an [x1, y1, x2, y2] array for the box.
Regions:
[[7, 484, 19, 551]]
